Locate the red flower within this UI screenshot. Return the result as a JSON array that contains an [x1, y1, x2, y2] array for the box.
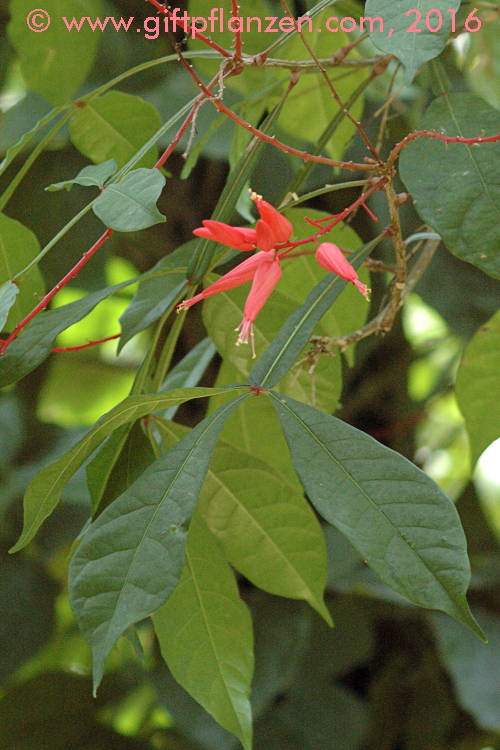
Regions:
[[251, 191, 293, 244], [235, 253, 282, 357], [315, 242, 370, 300], [193, 219, 257, 252]]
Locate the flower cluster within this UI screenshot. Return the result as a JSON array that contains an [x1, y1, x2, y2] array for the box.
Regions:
[[178, 191, 369, 357]]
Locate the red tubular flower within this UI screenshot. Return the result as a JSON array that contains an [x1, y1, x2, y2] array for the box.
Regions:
[[251, 191, 293, 245], [177, 251, 268, 311], [315, 242, 370, 300], [235, 254, 282, 358], [193, 219, 257, 252]]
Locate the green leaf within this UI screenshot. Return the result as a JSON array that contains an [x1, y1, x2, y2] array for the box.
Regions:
[[0, 106, 64, 179], [153, 512, 254, 750], [0, 282, 19, 331], [277, 14, 366, 161], [10, 386, 242, 553], [69, 91, 163, 169], [248, 239, 375, 388], [158, 417, 331, 622], [365, 0, 459, 82], [199, 440, 332, 623], [399, 94, 500, 279], [118, 241, 193, 351], [431, 609, 500, 731], [0, 281, 130, 389], [269, 392, 484, 639], [7, 0, 100, 104], [455, 310, 500, 465], [0, 213, 44, 331], [69, 393, 248, 693], [93, 168, 166, 232], [45, 159, 117, 192], [209, 359, 305, 483]]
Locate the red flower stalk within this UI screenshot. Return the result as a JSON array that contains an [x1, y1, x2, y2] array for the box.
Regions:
[[193, 219, 257, 252], [315, 242, 370, 300], [235, 253, 282, 358]]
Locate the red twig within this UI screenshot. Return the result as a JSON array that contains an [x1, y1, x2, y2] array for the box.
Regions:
[[51, 334, 121, 352], [387, 129, 500, 169], [231, 0, 243, 62], [175, 47, 375, 172], [279, 0, 382, 165], [0, 228, 113, 355], [146, 0, 233, 58]]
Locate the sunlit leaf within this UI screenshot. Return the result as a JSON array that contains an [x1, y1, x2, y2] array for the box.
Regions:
[[69, 92, 163, 168], [455, 310, 500, 465], [0, 213, 44, 331], [7, 0, 100, 104]]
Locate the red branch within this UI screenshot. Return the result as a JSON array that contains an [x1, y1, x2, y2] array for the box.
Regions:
[[147, 0, 233, 57], [231, 0, 243, 62], [387, 129, 500, 169], [0, 228, 113, 354], [52, 334, 121, 352]]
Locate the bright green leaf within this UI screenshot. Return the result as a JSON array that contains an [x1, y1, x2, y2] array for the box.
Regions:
[[153, 512, 254, 750], [365, 0, 460, 82], [69, 91, 163, 168], [93, 168, 165, 232], [45, 159, 117, 192], [0, 213, 44, 331], [69, 393, 248, 693], [10, 386, 243, 553], [455, 310, 500, 465], [199, 441, 332, 623], [269, 392, 484, 639], [399, 94, 500, 279], [0, 282, 19, 331], [7, 0, 100, 104]]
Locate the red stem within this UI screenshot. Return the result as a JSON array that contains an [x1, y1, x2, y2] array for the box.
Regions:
[[52, 334, 121, 352], [387, 129, 500, 168], [231, 0, 243, 62], [146, 0, 233, 58], [0, 228, 113, 354]]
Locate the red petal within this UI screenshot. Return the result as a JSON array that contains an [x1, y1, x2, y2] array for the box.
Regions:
[[252, 196, 292, 243]]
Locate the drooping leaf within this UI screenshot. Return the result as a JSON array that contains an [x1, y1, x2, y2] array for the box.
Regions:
[[158, 417, 331, 622], [11, 386, 243, 553], [0, 282, 19, 331], [7, 0, 100, 104], [118, 241, 194, 351], [45, 159, 117, 192], [153, 512, 254, 750], [0, 281, 132, 389], [93, 168, 166, 232], [365, 0, 460, 82], [69, 91, 163, 168], [68, 393, 248, 692], [0, 213, 44, 331], [248, 239, 376, 388], [455, 310, 500, 465], [399, 94, 500, 279], [269, 392, 484, 639], [199, 441, 331, 623]]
